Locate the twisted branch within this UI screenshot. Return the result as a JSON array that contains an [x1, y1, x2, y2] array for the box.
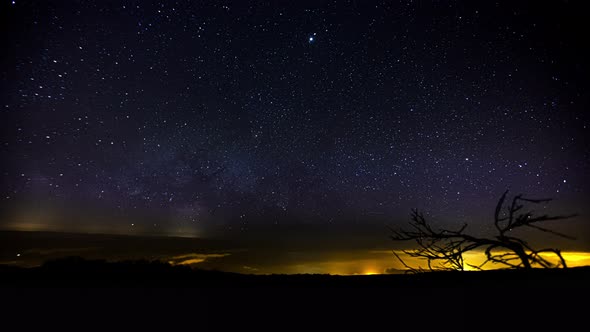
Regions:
[[390, 190, 577, 271]]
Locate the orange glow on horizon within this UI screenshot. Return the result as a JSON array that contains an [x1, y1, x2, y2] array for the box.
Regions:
[[217, 250, 590, 275], [167, 253, 230, 266], [2, 228, 589, 274], [390, 250, 590, 271]]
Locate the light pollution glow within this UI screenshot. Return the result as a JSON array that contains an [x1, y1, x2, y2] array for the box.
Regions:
[[2, 217, 589, 274], [167, 253, 231, 266], [166, 250, 590, 275], [0, 212, 203, 238], [4, 247, 590, 274], [390, 250, 590, 272]]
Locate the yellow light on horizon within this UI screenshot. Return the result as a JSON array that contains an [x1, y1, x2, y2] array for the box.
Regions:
[[393, 250, 590, 271]]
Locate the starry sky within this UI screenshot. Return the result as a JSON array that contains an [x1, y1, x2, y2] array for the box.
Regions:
[[1, 0, 589, 241]]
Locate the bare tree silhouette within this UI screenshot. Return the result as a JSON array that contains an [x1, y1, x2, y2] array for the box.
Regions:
[[390, 190, 577, 272]]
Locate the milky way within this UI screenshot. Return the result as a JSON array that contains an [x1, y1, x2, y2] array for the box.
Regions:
[[1, 1, 588, 237]]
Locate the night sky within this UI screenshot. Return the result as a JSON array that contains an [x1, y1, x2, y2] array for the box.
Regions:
[[1, 0, 589, 243]]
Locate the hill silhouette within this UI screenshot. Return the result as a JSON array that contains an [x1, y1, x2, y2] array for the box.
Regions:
[[2, 257, 588, 329], [1, 256, 589, 288]]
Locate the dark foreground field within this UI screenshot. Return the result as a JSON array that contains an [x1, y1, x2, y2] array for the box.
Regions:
[[1, 257, 588, 328], [1, 256, 590, 288]]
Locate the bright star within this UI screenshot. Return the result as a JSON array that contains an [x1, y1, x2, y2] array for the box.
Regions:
[[309, 33, 317, 43]]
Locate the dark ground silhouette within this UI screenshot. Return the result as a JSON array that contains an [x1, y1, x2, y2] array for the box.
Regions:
[[1, 257, 588, 329], [1, 256, 589, 288]]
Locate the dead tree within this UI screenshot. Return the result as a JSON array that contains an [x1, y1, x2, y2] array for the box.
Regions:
[[390, 190, 577, 272]]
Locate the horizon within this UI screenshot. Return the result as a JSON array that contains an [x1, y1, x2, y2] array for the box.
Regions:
[[2, 229, 590, 275]]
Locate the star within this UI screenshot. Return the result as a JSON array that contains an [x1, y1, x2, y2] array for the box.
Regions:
[[0, 0, 587, 247], [308, 32, 317, 43]]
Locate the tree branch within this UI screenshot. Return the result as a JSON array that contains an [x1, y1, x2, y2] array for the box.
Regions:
[[390, 190, 576, 271]]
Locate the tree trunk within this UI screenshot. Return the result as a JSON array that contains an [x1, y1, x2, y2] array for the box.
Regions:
[[512, 245, 531, 269]]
